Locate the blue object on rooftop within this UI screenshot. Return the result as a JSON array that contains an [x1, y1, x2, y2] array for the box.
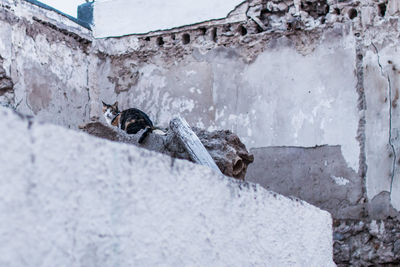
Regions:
[[23, 0, 92, 30], [78, 2, 94, 26]]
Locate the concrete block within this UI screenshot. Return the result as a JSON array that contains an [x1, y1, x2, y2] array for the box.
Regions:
[[0, 106, 335, 266]]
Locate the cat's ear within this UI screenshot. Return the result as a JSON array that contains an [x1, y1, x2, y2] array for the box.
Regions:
[[112, 101, 119, 109]]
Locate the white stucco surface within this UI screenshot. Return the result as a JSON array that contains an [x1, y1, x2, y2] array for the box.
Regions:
[[0, 106, 334, 266], [364, 44, 400, 211], [95, 29, 360, 172], [93, 0, 246, 37]]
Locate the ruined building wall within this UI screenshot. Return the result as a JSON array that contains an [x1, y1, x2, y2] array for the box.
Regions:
[[0, 0, 92, 129], [90, 0, 400, 221], [2, 0, 400, 222]]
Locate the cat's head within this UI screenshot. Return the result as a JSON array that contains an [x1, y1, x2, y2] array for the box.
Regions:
[[102, 101, 119, 125]]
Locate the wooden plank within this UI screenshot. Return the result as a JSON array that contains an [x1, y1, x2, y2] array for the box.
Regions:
[[170, 116, 221, 173]]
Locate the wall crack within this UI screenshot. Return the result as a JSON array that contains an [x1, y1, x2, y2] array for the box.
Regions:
[[355, 38, 367, 207], [372, 42, 396, 198]]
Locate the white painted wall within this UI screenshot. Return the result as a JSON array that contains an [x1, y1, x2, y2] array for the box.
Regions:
[[93, 0, 246, 37], [95, 29, 360, 172], [0, 106, 334, 266]]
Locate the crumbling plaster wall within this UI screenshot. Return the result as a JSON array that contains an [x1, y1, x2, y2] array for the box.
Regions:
[[93, 24, 359, 170], [3, 0, 400, 220], [89, 0, 400, 219], [0, 0, 92, 128]]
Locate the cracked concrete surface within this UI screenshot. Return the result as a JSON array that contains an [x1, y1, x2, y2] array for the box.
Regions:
[[371, 44, 396, 197], [364, 40, 400, 213]]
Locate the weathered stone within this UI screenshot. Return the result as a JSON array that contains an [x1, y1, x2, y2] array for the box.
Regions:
[[79, 121, 254, 180], [193, 127, 254, 180], [334, 219, 400, 266]]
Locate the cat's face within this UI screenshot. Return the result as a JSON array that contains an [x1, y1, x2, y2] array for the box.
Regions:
[[102, 101, 119, 125]]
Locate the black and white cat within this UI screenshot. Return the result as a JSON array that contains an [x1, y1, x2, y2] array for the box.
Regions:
[[102, 101, 165, 143]]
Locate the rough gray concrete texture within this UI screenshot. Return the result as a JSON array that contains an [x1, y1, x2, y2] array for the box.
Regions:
[[3, 0, 400, 220], [79, 122, 254, 180], [0, 105, 335, 267], [333, 219, 400, 266], [246, 146, 364, 219]]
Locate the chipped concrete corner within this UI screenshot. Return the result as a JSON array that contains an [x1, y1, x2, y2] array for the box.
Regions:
[[2, 0, 400, 221]]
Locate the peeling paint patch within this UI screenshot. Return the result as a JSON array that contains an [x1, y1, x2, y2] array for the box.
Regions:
[[369, 220, 385, 236], [331, 175, 350, 186]]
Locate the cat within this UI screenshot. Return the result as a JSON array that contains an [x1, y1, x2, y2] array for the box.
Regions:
[[102, 101, 165, 143]]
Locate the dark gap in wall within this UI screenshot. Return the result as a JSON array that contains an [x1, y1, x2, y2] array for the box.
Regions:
[[321, 17, 326, 24], [287, 22, 294, 31], [238, 25, 247, 36], [199, 27, 207, 35], [260, 6, 272, 17], [348, 8, 358, 19], [144, 36, 150, 41], [223, 24, 231, 32], [334, 7, 341, 15], [171, 34, 176, 40], [378, 3, 387, 17], [299, 0, 329, 18], [256, 24, 264, 33], [156, 36, 164, 46], [211, 28, 217, 42], [182, 33, 190, 44]]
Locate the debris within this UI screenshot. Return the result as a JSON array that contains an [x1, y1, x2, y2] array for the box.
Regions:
[[79, 120, 254, 180]]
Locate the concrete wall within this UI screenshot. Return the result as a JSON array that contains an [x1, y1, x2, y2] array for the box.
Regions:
[[4, 0, 400, 221], [89, 0, 400, 220], [93, 27, 359, 170], [91, 20, 363, 218], [93, 0, 247, 37], [0, 0, 92, 129], [247, 146, 363, 219], [0, 105, 335, 266]]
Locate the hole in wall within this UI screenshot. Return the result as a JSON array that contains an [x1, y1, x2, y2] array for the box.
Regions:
[[211, 28, 217, 42], [156, 36, 164, 46], [334, 7, 341, 15], [378, 3, 387, 17], [182, 33, 190, 44], [199, 27, 207, 35], [144, 37, 150, 41], [238, 25, 247, 36], [171, 34, 176, 40], [223, 24, 231, 33], [348, 8, 358, 19]]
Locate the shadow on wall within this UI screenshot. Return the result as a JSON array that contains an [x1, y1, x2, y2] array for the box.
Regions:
[[246, 145, 364, 219]]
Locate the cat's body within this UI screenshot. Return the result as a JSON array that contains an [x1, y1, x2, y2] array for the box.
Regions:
[[102, 101, 164, 143]]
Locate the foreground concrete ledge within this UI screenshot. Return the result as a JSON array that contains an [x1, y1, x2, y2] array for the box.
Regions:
[[0, 106, 334, 266]]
